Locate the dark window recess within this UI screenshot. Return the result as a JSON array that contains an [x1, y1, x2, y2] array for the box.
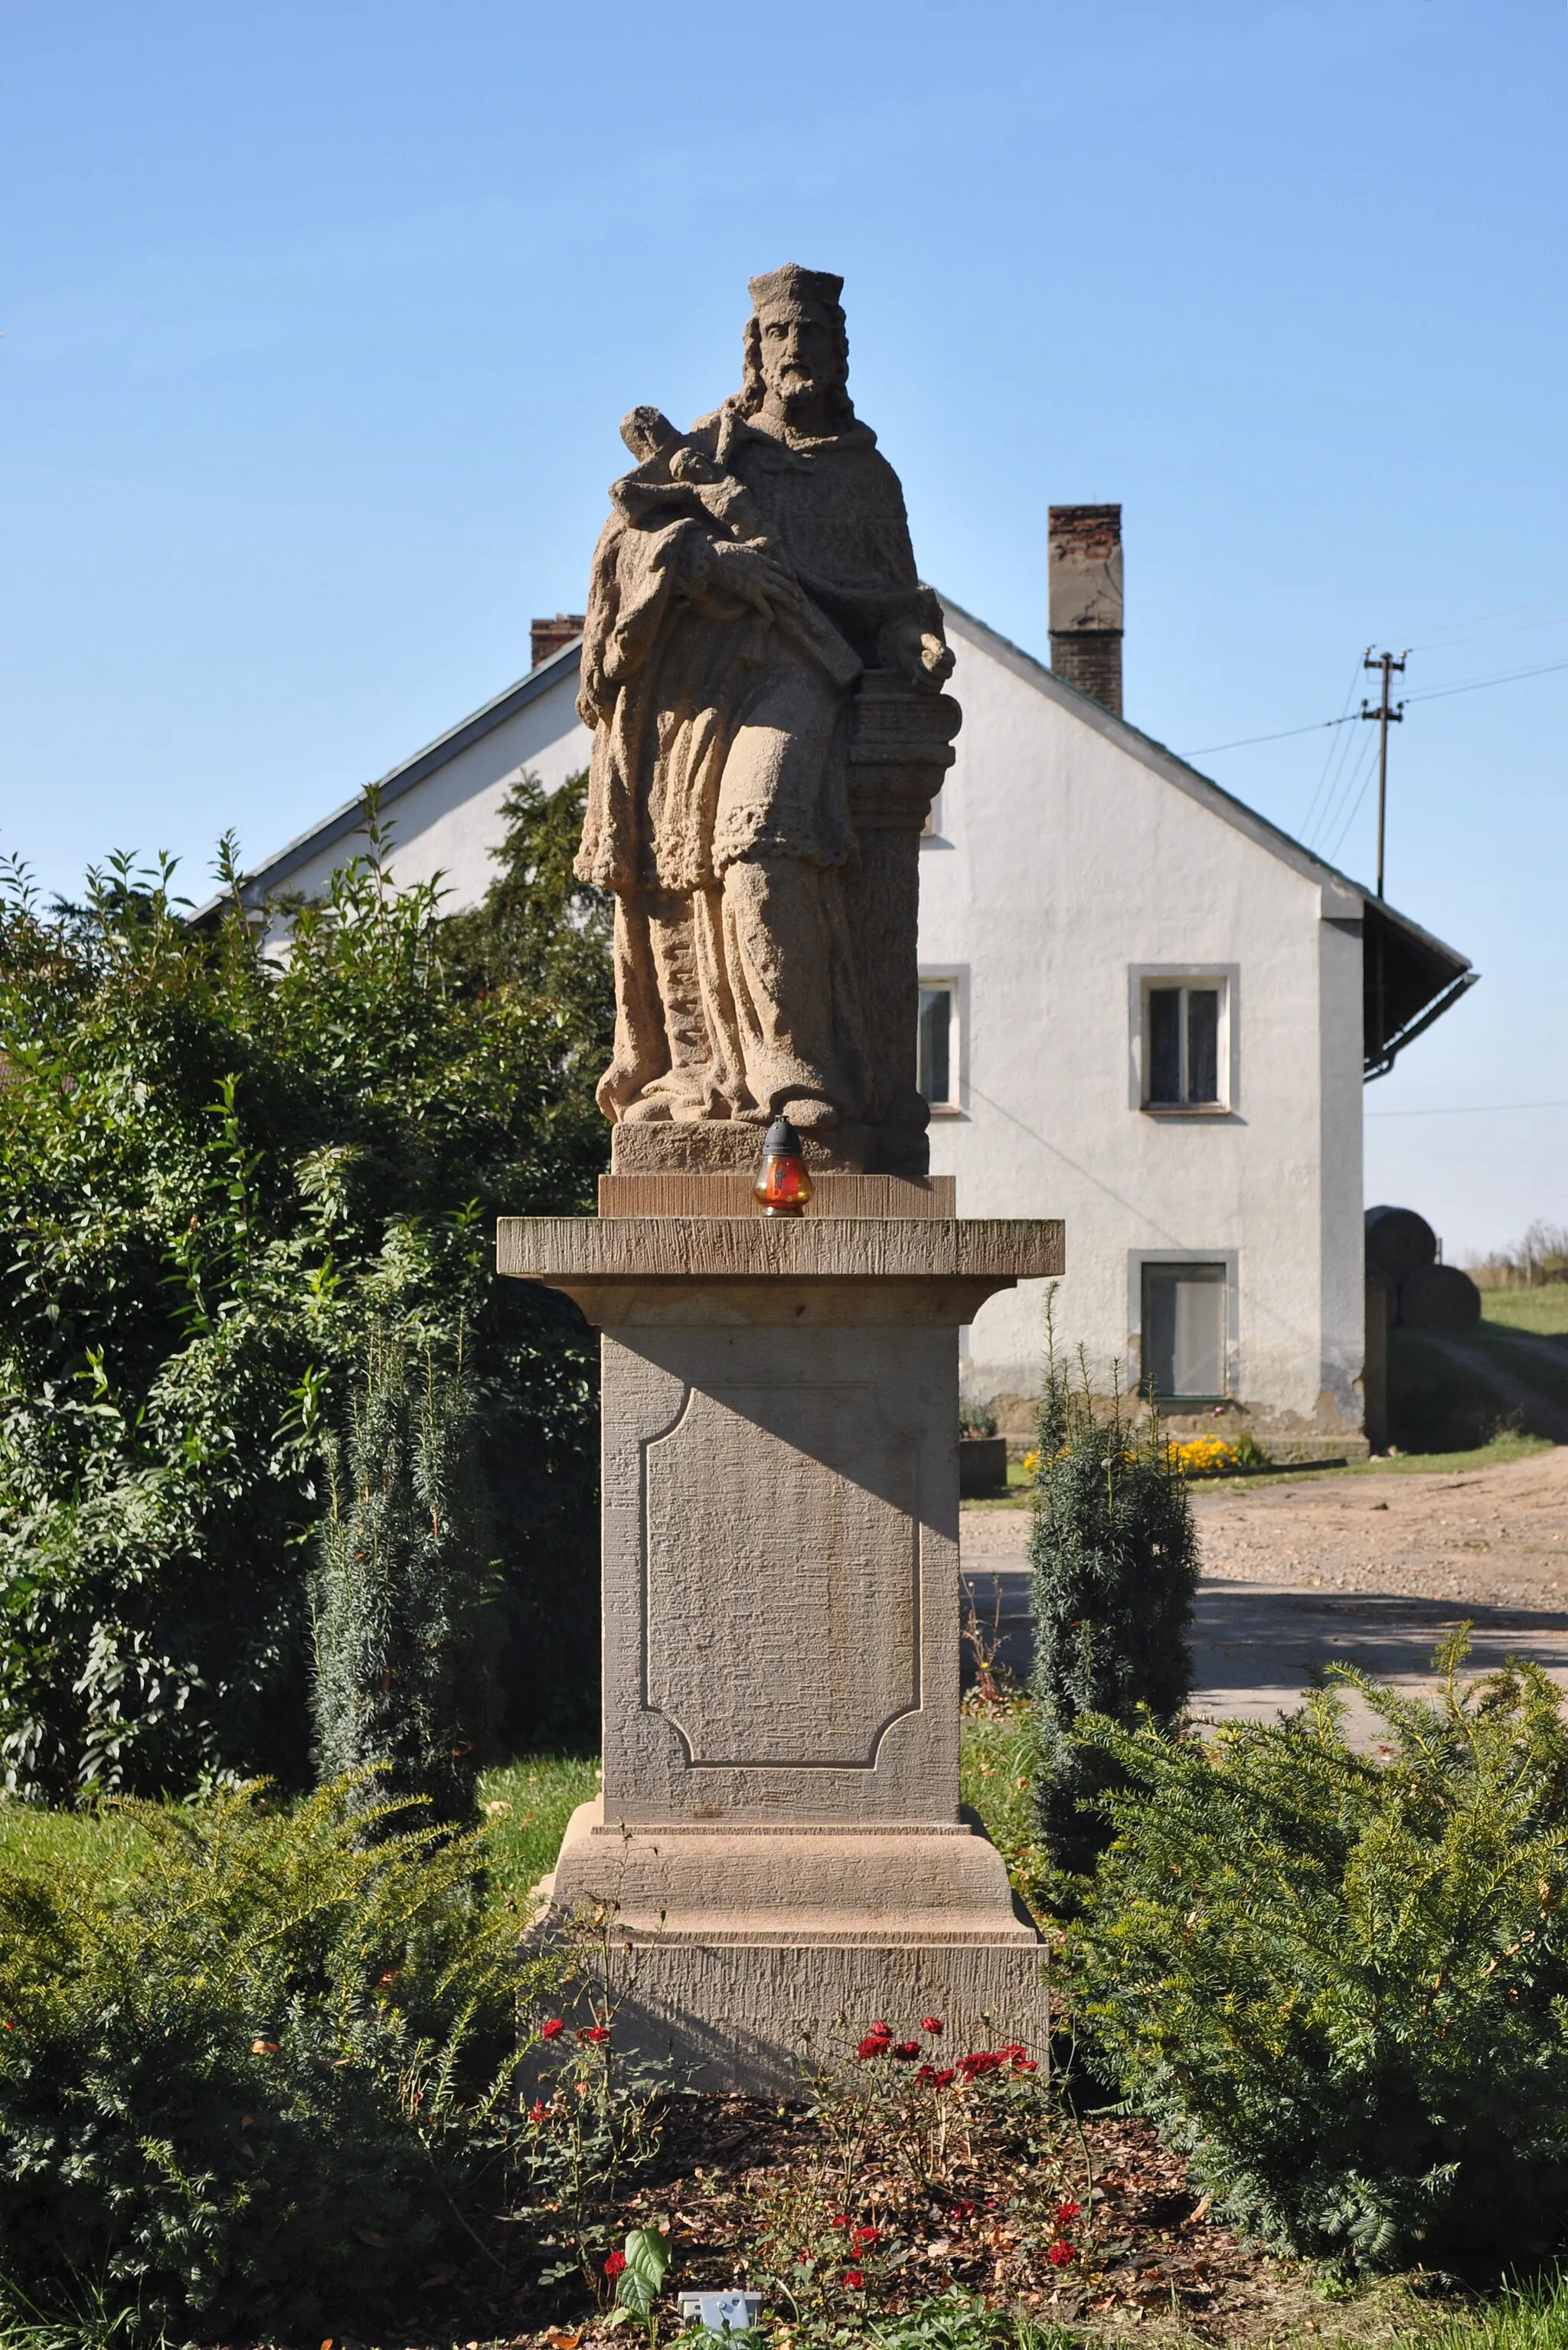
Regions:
[[1145, 983, 1223, 1106], [1148, 989, 1182, 1103], [918, 985, 952, 1105], [1187, 989, 1219, 1102], [1142, 1262, 1227, 1399]]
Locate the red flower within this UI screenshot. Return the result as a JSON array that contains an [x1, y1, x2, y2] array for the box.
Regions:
[[577, 2024, 611, 2044], [916, 2063, 939, 2083], [1047, 2241, 1074, 2267], [892, 2040, 921, 2061], [1012, 2055, 1038, 2074], [1055, 2199, 1082, 2224], [959, 2051, 1001, 2078], [921, 2016, 944, 2035], [857, 2033, 892, 2060], [869, 2019, 891, 2035], [541, 2018, 566, 2040], [528, 2100, 550, 2123], [850, 2225, 881, 2250], [828, 2212, 851, 2229], [605, 2249, 627, 2279], [843, 2270, 865, 2290], [933, 2066, 956, 2087]]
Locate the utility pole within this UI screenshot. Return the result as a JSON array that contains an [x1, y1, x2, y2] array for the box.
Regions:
[[1361, 647, 1407, 899]]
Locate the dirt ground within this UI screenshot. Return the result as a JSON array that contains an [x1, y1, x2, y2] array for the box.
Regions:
[[961, 1448, 1568, 1734], [1188, 1446, 1568, 1606]]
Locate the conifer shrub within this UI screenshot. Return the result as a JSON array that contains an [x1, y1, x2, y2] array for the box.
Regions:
[[1063, 1645, 1568, 2276], [312, 1332, 496, 1828], [1029, 1329, 1198, 1881], [0, 1779, 521, 2337]]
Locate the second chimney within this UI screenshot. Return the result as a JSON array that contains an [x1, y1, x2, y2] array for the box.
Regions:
[[531, 612, 586, 672], [1048, 505, 1122, 715]]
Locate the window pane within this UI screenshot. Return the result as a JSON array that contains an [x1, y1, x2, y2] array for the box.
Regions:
[[1147, 989, 1181, 1103], [1142, 1263, 1227, 1397], [918, 985, 951, 1105], [1186, 989, 1220, 1103]]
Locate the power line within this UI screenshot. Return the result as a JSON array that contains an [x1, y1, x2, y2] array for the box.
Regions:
[[1184, 649, 1568, 760], [1299, 657, 1366, 842], [1367, 1098, 1568, 1117], [1406, 586, 1568, 646], [1406, 654, 1568, 705]]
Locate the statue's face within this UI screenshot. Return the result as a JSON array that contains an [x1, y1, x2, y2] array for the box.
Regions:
[[754, 298, 843, 423]]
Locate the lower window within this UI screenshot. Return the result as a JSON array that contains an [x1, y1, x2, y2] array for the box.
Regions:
[[918, 980, 957, 1110], [1142, 1262, 1228, 1401]]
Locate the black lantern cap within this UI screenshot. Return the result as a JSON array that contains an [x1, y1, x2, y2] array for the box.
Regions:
[[760, 1113, 803, 1158]]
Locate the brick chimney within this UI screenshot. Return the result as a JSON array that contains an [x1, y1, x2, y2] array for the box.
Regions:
[[530, 612, 586, 671], [1047, 505, 1123, 715]]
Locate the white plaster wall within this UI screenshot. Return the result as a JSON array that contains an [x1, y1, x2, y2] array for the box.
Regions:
[[270, 668, 591, 914], [920, 611, 1362, 1426]]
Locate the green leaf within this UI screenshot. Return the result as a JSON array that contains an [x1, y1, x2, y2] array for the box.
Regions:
[[616, 2225, 671, 2317]]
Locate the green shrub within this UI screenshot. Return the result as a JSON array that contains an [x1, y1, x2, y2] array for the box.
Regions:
[[1029, 1330, 1197, 1882], [312, 1333, 496, 1828], [0, 1778, 524, 2337], [1063, 1642, 1568, 2276], [0, 775, 609, 1798]]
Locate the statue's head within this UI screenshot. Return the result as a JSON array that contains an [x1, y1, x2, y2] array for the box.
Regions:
[[739, 264, 852, 428]]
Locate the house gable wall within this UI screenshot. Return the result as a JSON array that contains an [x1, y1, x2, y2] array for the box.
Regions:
[[920, 610, 1361, 1431]]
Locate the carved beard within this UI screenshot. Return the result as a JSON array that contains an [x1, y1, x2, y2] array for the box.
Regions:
[[768, 368, 844, 423]]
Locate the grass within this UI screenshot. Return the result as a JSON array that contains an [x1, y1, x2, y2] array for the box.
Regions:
[[1394, 2270, 1568, 2350], [0, 1755, 601, 1923], [1480, 1286, 1568, 1338], [476, 1750, 600, 1905], [959, 1692, 1047, 1914]]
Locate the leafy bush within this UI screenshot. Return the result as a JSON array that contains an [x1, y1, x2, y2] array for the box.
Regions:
[[0, 775, 609, 1797], [1029, 1327, 1198, 1881], [1063, 1642, 1568, 2276], [0, 1778, 522, 2336], [312, 1333, 496, 1828]]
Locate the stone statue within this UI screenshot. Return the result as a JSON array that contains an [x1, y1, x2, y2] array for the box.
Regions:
[[575, 265, 960, 1175]]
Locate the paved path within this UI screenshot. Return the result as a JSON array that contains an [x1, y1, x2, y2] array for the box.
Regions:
[[960, 1447, 1568, 1740]]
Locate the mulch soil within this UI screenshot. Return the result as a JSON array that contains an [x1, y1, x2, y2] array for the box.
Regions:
[[325, 2097, 1447, 2350]]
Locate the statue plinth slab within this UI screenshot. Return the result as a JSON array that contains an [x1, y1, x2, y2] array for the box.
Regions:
[[498, 1211, 1063, 2091]]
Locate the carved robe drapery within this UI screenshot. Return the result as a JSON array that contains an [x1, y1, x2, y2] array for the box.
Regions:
[[575, 399, 942, 1139]]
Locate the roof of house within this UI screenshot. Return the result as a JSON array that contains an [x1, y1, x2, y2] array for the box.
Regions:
[[195, 635, 586, 919], [205, 595, 1475, 1074], [939, 597, 1476, 1077]]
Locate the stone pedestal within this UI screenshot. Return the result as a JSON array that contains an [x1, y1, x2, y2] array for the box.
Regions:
[[497, 1205, 1063, 2094]]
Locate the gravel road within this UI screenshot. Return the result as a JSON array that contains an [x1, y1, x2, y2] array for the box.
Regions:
[[959, 1447, 1568, 1737]]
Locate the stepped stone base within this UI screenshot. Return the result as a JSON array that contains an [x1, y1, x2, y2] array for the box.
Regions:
[[541, 1799, 1047, 2095]]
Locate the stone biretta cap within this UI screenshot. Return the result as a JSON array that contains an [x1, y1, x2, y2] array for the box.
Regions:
[[747, 263, 844, 311]]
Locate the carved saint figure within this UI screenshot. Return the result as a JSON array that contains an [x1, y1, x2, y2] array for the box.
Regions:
[[575, 265, 952, 1146]]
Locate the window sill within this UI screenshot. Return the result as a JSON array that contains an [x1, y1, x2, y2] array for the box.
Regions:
[[1141, 1102, 1233, 1119], [926, 1103, 964, 1119]]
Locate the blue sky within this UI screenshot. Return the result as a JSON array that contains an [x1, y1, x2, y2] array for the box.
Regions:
[[2, 0, 1564, 1255]]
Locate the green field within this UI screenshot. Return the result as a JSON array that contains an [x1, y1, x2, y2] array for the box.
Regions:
[[1481, 1284, 1568, 1336]]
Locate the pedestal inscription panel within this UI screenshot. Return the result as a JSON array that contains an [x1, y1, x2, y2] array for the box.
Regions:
[[645, 1384, 919, 1769]]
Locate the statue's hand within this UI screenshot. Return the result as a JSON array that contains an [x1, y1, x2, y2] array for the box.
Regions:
[[691, 536, 802, 623], [880, 615, 955, 693]]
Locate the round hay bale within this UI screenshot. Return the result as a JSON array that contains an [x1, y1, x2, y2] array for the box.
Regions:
[[1366, 1204, 1439, 1285], [1400, 1263, 1482, 1335]]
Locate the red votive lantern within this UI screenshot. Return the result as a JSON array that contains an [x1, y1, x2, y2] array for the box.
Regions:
[[753, 1114, 813, 1217]]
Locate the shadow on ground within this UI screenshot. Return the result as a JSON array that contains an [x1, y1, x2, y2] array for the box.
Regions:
[[962, 1567, 1568, 1747]]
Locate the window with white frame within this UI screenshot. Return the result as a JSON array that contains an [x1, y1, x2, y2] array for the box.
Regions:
[[917, 979, 959, 1111], [1142, 976, 1227, 1110], [1142, 1262, 1228, 1401]]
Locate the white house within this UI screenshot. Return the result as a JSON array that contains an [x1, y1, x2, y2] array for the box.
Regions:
[[221, 525, 1472, 1456]]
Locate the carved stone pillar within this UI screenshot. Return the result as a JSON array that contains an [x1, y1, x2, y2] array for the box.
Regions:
[[845, 672, 962, 1177]]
